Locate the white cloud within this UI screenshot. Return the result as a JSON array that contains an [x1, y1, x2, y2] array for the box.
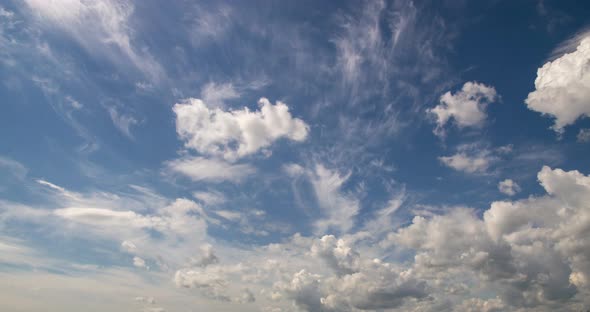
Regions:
[[23, 0, 163, 80], [173, 97, 309, 161], [108, 107, 139, 139], [166, 157, 255, 183], [310, 164, 360, 235], [192, 190, 226, 205], [428, 81, 498, 136], [439, 149, 498, 174], [0, 156, 28, 180], [498, 179, 521, 196], [388, 166, 590, 309], [578, 128, 590, 142], [200, 82, 239, 109], [525, 35, 590, 132], [133, 256, 147, 269]]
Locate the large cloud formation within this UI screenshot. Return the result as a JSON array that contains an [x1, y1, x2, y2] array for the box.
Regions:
[[387, 166, 590, 311], [525, 35, 590, 132], [174, 98, 309, 161]]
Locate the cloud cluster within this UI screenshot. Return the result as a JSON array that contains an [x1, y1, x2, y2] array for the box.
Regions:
[[174, 97, 309, 161], [525, 35, 590, 133], [387, 166, 590, 310]]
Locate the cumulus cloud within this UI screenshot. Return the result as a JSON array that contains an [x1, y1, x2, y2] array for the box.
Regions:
[[388, 166, 590, 310], [276, 236, 428, 311], [525, 35, 590, 132], [166, 157, 255, 183], [173, 97, 309, 161], [428, 81, 498, 136], [498, 179, 521, 196]]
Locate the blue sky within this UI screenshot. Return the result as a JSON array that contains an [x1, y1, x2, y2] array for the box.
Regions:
[[1, 0, 590, 311]]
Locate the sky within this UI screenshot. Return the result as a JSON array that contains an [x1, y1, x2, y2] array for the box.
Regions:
[[1, 0, 590, 311]]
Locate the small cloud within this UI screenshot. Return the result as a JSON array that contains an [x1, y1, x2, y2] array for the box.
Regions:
[[428, 81, 498, 137], [133, 256, 147, 269], [108, 107, 139, 139], [577, 128, 590, 143], [166, 157, 255, 183], [498, 179, 521, 196]]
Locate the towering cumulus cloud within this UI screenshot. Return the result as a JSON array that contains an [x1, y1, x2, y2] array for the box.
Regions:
[[525, 35, 590, 132]]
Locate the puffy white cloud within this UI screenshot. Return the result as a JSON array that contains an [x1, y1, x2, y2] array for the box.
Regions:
[[166, 156, 255, 183], [525, 36, 590, 132], [428, 82, 498, 135], [310, 235, 360, 276], [389, 166, 590, 309], [276, 236, 428, 311], [498, 179, 521, 196], [173, 97, 309, 161]]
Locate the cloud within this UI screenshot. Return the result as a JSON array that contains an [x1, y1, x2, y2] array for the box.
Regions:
[[192, 190, 226, 206], [498, 179, 521, 196], [23, 0, 163, 80], [200, 82, 240, 109], [174, 97, 309, 161], [388, 166, 590, 309], [525, 35, 590, 133], [578, 128, 590, 142], [439, 148, 498, 174], [310, 164, 360, 235], [428, 82, 498, 136], [0, 156, 28, 180], [166, 157, 255, 183], [133, 256, 147, 269], [108, 107, 139, 139], [276, 236, 428, 311]]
